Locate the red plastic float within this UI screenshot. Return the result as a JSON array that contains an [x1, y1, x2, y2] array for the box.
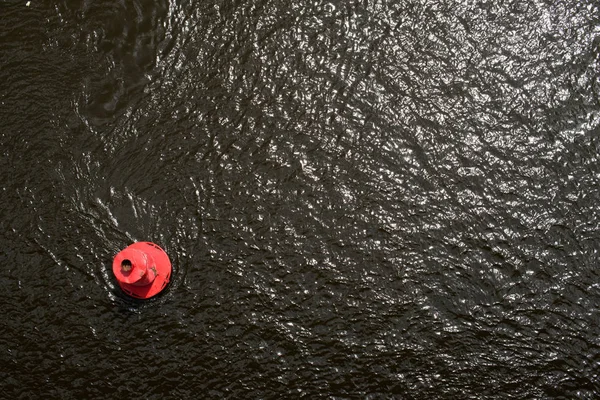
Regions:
[[112, 242, 172, 299]]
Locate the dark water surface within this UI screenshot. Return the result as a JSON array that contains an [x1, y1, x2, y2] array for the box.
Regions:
[[2, 0, 600, 398]]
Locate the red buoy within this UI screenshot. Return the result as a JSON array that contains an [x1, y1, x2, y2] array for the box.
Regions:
[[112, 242, 172, 299]]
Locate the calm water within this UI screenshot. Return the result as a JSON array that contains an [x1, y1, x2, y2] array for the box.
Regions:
[[2, 0, 600, 398]]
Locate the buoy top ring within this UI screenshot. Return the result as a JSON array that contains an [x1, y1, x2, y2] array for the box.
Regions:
[[112, 248, 150, 285]]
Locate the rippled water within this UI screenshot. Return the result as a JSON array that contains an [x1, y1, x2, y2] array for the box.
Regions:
[[2, 0, 600, 398]]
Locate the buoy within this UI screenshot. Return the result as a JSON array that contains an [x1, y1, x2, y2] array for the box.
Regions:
[[112, 242, 172, 299]]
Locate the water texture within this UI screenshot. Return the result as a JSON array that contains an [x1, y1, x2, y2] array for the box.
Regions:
[[1, 0, 600, 398]]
